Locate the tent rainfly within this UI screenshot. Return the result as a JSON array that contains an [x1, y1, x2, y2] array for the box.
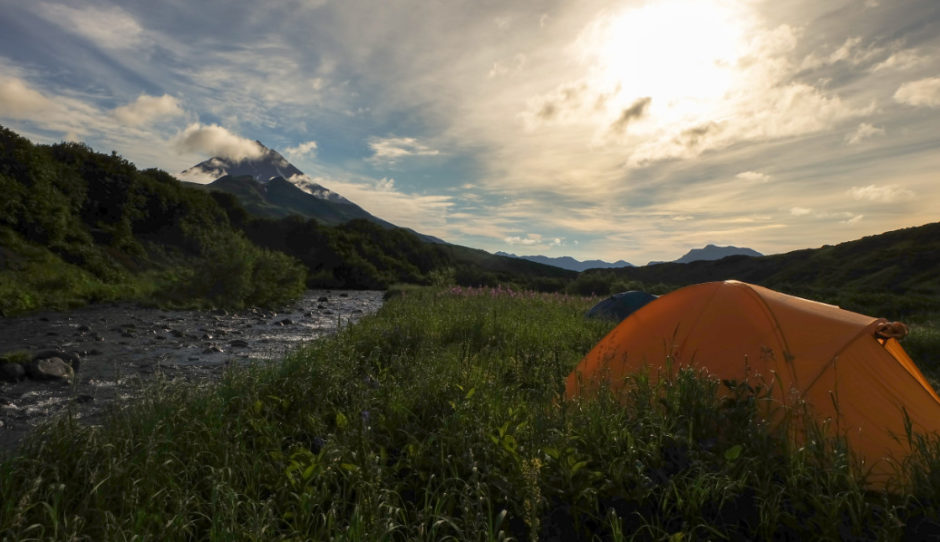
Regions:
[[585, 290, 658, 322], [566, 280, 940, 484]]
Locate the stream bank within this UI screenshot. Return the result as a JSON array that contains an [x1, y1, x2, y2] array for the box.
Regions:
[[0, 290, 384, 451]]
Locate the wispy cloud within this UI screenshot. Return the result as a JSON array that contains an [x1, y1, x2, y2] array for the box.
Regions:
[[37, 3, 146, 50], [317, 175, 453, 237], [849, 184, 914, 203], [735, 171, 771, 183], [504, 236, 540, 246], [368, 136, 439, 165], [610, 97, 651, 133], [845, 122, 884, 145], [871, 48, 928, 72]]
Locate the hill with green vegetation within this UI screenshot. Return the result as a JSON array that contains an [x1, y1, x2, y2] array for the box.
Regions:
[[0, 126, 307, 315], [0, 125, 575, 315], [568, 221, 940, 319]]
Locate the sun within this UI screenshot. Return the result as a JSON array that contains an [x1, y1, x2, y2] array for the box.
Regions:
[[579, 0, 750, 127]]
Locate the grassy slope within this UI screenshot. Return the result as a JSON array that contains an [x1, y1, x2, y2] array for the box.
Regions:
[[2, 288, 939, 540]]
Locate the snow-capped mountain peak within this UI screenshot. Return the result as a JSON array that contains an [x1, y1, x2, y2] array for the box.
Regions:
[[177, 141, 349, 203]]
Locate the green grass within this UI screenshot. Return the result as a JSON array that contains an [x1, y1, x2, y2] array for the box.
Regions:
[[1, 287, 939, 540]]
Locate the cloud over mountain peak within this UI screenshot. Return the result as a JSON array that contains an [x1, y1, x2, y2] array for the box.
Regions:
[[175, 123, 266, 162]]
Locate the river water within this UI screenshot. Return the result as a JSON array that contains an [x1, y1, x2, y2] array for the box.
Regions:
[[0, 290, 384, 451]]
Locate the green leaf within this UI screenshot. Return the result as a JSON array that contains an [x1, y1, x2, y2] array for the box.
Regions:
[[336, 411, 348, 430], [724, 444, 743, 461], [302, 463, 317, 481]]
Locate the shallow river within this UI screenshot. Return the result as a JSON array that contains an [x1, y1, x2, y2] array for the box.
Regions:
[[0, 290, 384, 451]]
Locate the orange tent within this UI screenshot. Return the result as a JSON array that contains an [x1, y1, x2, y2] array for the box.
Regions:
[[566, 280, 940, 483]]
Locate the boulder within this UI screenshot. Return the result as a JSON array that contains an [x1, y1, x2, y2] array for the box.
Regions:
[[0, 362, 25, 383], [24, 357, 74, 382], [32, 350, 81, 372]]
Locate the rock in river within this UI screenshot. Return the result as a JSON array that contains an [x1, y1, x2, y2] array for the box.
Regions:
[[24, 357, 74, 382], [0, 362, 26, 383]]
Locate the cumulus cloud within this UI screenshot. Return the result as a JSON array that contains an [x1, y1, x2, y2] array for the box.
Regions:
[[849, 184, 914, 203], [174, 123, 265, 161], [284, 140, 318, 159], [368, 136, 439, 164], [736, 171, 770, 183], [845, 122, 884, 144], [38, 3, 145, 50], [0, 77, 55, 117], [610, 97, 651, 133], [894, 77, 940, 108], [113, 94, 183, 126]]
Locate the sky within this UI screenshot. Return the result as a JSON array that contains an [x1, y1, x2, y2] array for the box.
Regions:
[[0, 0, 938, 264]]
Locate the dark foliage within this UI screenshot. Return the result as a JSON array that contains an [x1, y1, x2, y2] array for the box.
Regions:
[[0, 125, 305, 313]]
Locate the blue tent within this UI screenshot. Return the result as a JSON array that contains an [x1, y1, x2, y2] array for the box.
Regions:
[[585, 291, 658, 322]]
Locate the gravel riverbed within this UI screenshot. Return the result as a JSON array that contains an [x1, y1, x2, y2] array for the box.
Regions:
[[0, 290, 384, 451]]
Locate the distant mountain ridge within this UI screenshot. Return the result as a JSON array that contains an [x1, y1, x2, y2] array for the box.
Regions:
[[651, 244, 763, 265], [497, 243, 761, 271], [496, 252, 633, 272]]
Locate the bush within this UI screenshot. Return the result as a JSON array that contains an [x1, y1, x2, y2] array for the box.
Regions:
[[185, 230, 306, 309]]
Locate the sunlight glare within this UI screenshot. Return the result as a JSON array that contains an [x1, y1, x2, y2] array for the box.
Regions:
[[581, 0, 750, 128]]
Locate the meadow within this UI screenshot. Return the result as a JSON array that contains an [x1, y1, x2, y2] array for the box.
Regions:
[[1, 286, 939, 540]]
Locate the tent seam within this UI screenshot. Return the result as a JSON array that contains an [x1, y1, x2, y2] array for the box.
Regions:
[[738, 283, 798, 387], [800, 318, 886, 396]]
